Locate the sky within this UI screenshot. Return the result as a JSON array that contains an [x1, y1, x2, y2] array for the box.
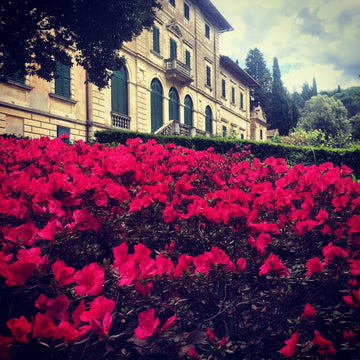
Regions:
[[211, 0, 360, 93]]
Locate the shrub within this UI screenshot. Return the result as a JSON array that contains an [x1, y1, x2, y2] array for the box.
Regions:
[[0, 136, 359, 359]]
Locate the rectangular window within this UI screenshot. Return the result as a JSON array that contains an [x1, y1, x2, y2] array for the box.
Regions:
[[153, 26, 160, 54], [170, 38, 177, 59], [240, 92, 244, 109], [241, 133, 244, 139], [221, 79, 226, 98], [55, 61, 71, 98], [4, 52, 25, 84], [184, 3, 190, 20], [222, 125, 227, 137], [231, 87, 235, 104], [205, 24, 210, 39], [260, 129, 263, 140], [169, 0, 175, 7], [206, 66, 211, 87], [57, 126, 70, 142], [185, 50, 191, 67]]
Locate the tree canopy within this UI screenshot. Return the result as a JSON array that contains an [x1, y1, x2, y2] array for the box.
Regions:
[[244, 48, 272, 114], [0, 0, 161, 88], [297, 95, 350, 146]]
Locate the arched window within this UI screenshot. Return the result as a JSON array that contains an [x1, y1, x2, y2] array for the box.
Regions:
[[151, 79, 163, 132], [111, 66, 128, 115], [205, 106, 212, 133], [184, 95, 193, 126], [169, 87, 179, 121]]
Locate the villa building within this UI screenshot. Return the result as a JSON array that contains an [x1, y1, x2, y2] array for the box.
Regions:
[[0, 0, 263, 142]]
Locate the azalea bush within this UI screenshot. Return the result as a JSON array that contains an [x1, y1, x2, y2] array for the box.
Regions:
[[0, 135, 359, 360]]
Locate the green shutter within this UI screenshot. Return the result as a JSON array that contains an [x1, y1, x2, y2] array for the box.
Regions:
[[206, 66, 211, 87], [169, 88, 179, 121], [232, 87, 235, 104], [111, 67, 128, 115], [205, 106, 212, 133], [222, 79, 226, 97], [55, 62, 71, 98], [151, 79, 163, 132], [153, 26, 160, 53], [170, 38, 177, 59], [184, 95, 193, 126], [240, 93, 244, 109], [185, 50, 191, 67]]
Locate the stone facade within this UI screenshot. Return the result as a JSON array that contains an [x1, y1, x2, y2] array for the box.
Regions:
[[0, 0, 261, 141]]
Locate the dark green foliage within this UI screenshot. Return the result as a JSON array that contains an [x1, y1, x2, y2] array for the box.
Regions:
[[0, 0, 161, 88], [333, 87, 360, 118], [94, 129, 360, 178]]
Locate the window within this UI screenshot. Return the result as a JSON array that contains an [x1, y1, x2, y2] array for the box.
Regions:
[[55, 61, 71, 98], [184, 95, 193, 126], [206, 66, 211, 87], [205, 106, 212, 133], [205, 24, 210, 39], [57, 126, 70, 142], [111, 66, 128, 115], [231, 87, 235, 104], [4, 52, 25, 84], [152, 26, 160, 54], [240, 133, 244, 139], [221, 79, 226, 98], [169, 87, 180, 121], [260, 129, 263, 140], [170, 38, 177, 59], [222, 125, 227, 137], [169, 0, 175, 7], [240, 93, 244, 109], [185, 50, 191, 67], [151, 79, 163, 132], [184, 3, 190, 20]]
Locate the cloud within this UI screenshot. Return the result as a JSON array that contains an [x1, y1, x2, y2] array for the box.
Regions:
[[212, 0, 360, 92]]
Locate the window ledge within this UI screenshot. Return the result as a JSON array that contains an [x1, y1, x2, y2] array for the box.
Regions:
[[5, 80, 33, 91], [150, 50, 163, 59], [205, 84, 212, 91], [49, 93, 77, 104]]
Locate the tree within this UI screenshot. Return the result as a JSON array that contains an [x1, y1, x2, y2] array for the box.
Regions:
[[271, 57, 297, 135], [350, 114, 360, 141], [301, 81, 313, 102], [311, 77, 318, 97], [244, 48, 272, 115], [297, 95, 350, 147], [0, 0, 161, 88], [333, 87, 360, 118]]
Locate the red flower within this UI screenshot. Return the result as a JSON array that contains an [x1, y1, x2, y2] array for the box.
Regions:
[[237, 258, 246, 272], [323, 242, 349, 266], [31, 313, 56, 338], [188, 347, 198, 359], [156, 253, 174, 276], [305, 257, 324, 277], [350, 260, 360, 276], [7, 316, 31, 342], [74, 262, 104, 296], [0, 334, 13, 360], [4, 260, 36, 286], [52, 260, 75, 286], [53, 321, 79, 343], [343, 288, 360, 308], [301, 303, 316, 320], [279, 332, 298, 357], [134, 308, 159, 339], [343, 330, 356, 345], [219, 337, 227, 347], [134, 281, 153, 296], [259, 254, 289, 277], [160, 314, 176, 332], [206, 327, 216, 341], [313, 330, 337, 357], [347, 215, 360, 234], [45, 294, 70, 321], [173, 255, 193, 277], [80, 296, 115, 322]]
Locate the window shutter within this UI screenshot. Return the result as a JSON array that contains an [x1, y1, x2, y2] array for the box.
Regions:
[[153, 26, 160, 53], [170, 39, 177, 59]]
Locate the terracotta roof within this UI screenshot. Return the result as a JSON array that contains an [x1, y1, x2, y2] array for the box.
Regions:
[[220, 56, 260, 87], [193, 0, 233, 32]]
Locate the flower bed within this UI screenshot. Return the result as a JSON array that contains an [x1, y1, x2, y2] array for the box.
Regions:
[[0, 135, 359, 359]]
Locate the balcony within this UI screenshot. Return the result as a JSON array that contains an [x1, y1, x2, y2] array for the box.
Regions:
[[164, 58, 193, 85], [111, 112, 131, 129]]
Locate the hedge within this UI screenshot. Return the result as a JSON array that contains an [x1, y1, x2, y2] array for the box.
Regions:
[[95, 129, 360, 178]]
